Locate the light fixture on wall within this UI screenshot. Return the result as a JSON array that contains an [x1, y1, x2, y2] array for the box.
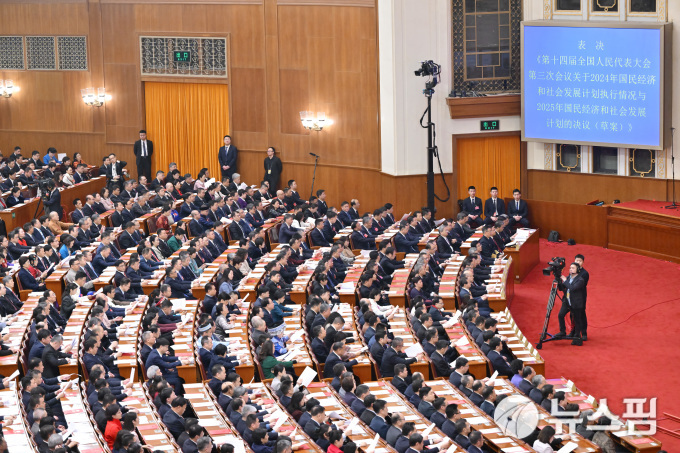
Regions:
[[300, 111, 332, 131], [81, 87, 111, 107], [0, 80, 19, 98]]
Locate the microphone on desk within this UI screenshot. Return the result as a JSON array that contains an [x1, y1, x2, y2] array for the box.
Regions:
[[309, 153, 319, 158]]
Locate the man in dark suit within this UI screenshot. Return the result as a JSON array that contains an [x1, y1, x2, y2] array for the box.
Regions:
[[467, 431, 485, 453], [461, 186, 483, 228], [218, 135, 238, 181], [394, 222, 419, 254], [350, 220, 375, 251], [310, 326, 329, 363], [43, 182, 63, 220], [277, 215, 299, 245], [310, 219, 330, 247], [391, 365, 410, 395], [146, 338, 187, 395], [322, 342, 358, 378], [556, 262, 587, 345], [507, 189, 529, 228], [322, 212, 339, 242], [518, 367, 535, 395], [133, 130, 153, 180], [430, 340, 454, 377], [162, 397, 188, 440], [487, 337, 513, 376], [42, 335, 71, 379], [369, 400, 390, 439], [303, 406, 327, 440], [380, 338, 419, 377], [118, 222, 140, 250], [575, 254, 589, 340], [484, 187, 506, 226]]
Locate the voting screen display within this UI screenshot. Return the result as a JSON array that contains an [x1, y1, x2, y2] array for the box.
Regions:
[[522, 23, 665, 149]]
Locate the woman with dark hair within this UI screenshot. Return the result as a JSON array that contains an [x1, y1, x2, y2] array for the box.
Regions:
[[214, 303, 232, 341], [59, 234, 75, 259], [316, 424, 332, 451], [100, 187, 115, 210], [266, 198, 284, 219], [61, 282, 80, 319], [104, 403, 123, 448], [287, 391, 306, 422], [72, 152, 85, 168], [121, 411, 138, 432], [17, 255, 46, 291], [112, 429, 135, 453], [327, 430, 344, 453], [533, 425, 556, 453], [217, 268, 235, 295], [258, 339, 295, 379]]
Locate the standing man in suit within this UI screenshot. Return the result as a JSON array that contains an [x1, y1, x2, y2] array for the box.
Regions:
[[484, 187, 506, 226], [263, 147, 282, 196], [461, 186, 483, 228], [133, 129, 153, 180], [507, 189, 529, 228], [218, 135, 238, 181], [574, 254, 589, 340], [556, 263, 586, 346]]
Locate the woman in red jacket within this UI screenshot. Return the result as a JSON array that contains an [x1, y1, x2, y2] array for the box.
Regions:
[[104, 403, 123, 448]]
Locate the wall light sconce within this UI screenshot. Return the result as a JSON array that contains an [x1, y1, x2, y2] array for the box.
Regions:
[[300, 111, 332, 131], [0, 80, 19, 98], [81, 87, 111, 107]]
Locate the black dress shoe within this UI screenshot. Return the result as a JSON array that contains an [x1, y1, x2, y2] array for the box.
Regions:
[[582, 335, 587, 341], [553, 332, 566, 339], [571, 338, 583, 346]]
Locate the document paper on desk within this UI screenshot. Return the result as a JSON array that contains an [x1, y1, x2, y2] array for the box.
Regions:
[[404, 343, 424, 358], [556, 442, 578, 453]]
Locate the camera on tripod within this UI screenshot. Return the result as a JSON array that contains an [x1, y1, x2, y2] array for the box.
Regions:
[[542, 256, 566, 279], [37, 179, 54, 201], [415, 60, 441, 91]]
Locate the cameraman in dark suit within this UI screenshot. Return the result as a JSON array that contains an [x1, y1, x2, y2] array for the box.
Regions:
[[133, 129, 153, 180], [42, 180, 63, 220], [461, 186, 483, 228], [556, 262, 586, 346], [574, 254, 589, 340]]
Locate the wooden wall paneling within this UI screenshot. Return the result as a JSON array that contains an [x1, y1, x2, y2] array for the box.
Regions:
[[505, 198, 608, 247], [264, 0, 282, 154], [229, 67, 267, 134], [527, 170, 668, 205], [606, 206, 680, 263]]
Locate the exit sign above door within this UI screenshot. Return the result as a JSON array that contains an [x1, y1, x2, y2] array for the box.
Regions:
[[480, 120, 500, 131]]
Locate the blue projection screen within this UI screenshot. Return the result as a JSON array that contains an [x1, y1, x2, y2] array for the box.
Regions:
[[521, 22, 669, 150]]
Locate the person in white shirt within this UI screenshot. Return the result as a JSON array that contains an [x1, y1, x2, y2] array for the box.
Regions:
[[533, 425, 559, 453]]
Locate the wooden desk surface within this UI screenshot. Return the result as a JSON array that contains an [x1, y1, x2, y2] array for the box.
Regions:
[[491, 309, 545, 377], [120, 383, 178, 450], [485, 378, 598, 453], [305, 381, 397, 452], [0, 388, 34, 451], [546, 377, 662, 453], [367, 380, 467, 453], [425, 378, 536, 452]]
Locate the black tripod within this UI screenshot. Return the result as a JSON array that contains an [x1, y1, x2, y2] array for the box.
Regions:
[[536, 279, 576, 349]]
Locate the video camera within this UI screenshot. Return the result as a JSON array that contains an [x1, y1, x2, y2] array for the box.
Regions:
[[542, 256, 566, 279], [414, 60, 441, 91]]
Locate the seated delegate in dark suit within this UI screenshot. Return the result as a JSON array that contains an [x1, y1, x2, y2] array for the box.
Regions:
[[461, 188, 483, 227], [394, 224, 419, 254], [483, 190, 506, 226], [310, 220, 331, 247], [507, 190, 530, 228], [323, 343, 358, 378], [486, 338, 513, 376], [350, 222, 375, 251], [380, 339, 417, 378]]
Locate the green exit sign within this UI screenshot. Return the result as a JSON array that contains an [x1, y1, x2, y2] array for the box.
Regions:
[[173, 51, 191, 62], [480, 120, 500, 131]]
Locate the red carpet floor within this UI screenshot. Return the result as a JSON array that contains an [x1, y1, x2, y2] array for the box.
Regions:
[[509, 239, 680, 450], [614, 199, 680, 218]]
